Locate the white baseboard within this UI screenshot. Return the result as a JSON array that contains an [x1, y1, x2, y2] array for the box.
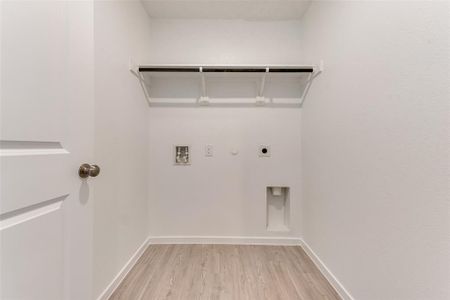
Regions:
[[299, 239, 354, 300], [96, 237, 150, 300], [148, 235, 302, 245]]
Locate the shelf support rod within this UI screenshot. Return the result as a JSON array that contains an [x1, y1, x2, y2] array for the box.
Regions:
[[299, 62, 323, 107], [198, 67, 209, 105], [256, 67, 269, 105], [200, 67, 207, 97], [258, 68, 269, 97], [130, 58, 152, 106], [299, 72, 313, 107], [137, 72, 152, 107]]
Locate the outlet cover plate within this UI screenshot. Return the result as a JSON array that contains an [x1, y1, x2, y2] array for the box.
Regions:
[[205, 144, 213, 157]]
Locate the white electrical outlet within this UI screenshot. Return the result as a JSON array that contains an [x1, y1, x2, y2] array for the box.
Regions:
[[205, 144, 213, 157]]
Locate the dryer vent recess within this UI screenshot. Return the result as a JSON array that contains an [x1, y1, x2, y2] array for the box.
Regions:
[[266, 187, 290, 232], [259, 145, 271, 157]]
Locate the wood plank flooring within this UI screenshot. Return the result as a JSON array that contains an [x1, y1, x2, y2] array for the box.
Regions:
[[109, 245, 341, 300]]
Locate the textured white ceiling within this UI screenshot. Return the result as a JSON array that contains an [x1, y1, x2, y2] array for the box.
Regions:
[[141, 0, 312, 20]]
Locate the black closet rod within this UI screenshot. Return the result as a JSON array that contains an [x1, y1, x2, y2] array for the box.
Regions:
[[138, 67, 199, 72], [268, 68, 314, 73], [138, 66, 314, 73]]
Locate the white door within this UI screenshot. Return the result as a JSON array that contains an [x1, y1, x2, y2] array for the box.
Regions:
[[0, 2, 94, 299]]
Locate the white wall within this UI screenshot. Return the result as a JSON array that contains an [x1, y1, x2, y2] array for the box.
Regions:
[[147, 19, 304, 238], [148, 19, 303, 65], [148, 108, 302, 238], [93, 1, 152, 298], [299, 2, 450, 300]]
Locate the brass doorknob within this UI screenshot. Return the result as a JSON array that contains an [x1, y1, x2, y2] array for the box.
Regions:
[[79, 163, 100, 178]]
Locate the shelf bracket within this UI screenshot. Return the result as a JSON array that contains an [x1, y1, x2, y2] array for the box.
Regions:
[[137, 72, 152, 106], [258, 67, 268, 97], [299, 61, 324, 107], [299, 72, 313, 107], [129, 58, 152, 106], [198, 67, 209, 105], [256, 67, 269, 105], [129, 59, 139, 77]]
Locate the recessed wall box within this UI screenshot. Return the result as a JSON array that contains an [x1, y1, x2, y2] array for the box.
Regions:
[[174, 145, 190, 165], [267, 187, 290, 232]]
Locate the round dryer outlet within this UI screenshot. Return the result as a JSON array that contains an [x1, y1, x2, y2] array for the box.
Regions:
[[259, 145, 271, 157]]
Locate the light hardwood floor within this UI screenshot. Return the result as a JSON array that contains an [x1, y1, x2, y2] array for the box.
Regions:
[[109, 245, 341, 300]]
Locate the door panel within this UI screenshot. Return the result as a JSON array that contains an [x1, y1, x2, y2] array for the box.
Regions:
[[1, 1, 94, 299], [0, 1, 67, 142], [0, 149, 70, 215], [0, 206, 64, 300]]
